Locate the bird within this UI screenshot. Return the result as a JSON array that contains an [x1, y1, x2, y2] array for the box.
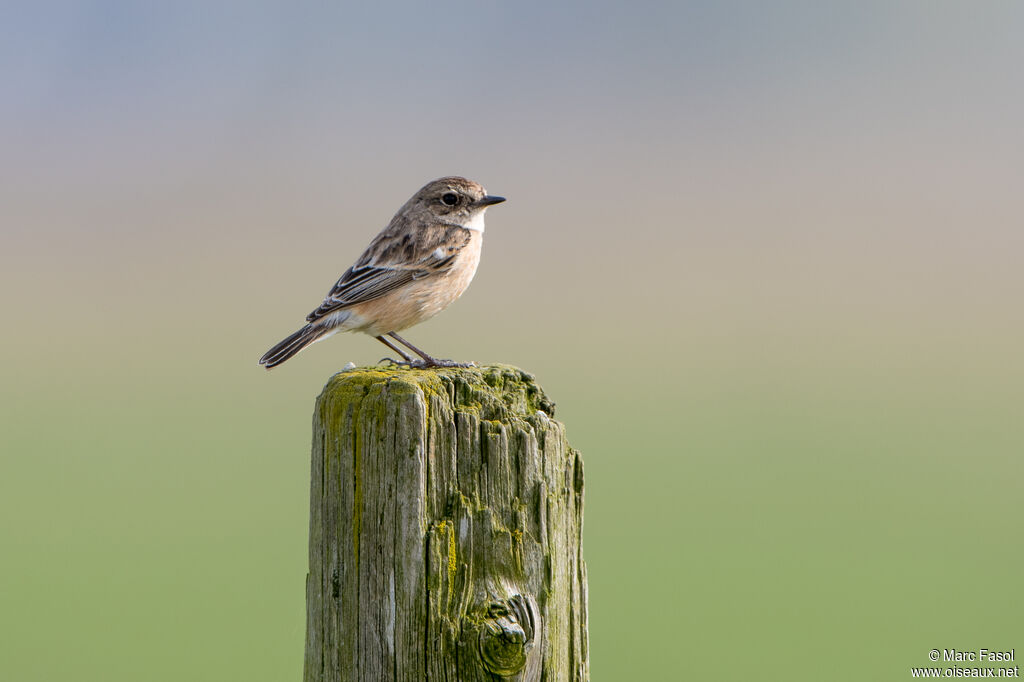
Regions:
[[259, 176, 505, 369]]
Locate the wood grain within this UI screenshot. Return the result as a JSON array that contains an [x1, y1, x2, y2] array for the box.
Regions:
[[304, 365, 588, 681]]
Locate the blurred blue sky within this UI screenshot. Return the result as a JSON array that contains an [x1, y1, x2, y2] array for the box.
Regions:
[[6, 2, 1023, 175]]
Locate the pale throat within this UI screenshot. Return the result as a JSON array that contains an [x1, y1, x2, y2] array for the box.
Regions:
[[463, 209, 487, 233]]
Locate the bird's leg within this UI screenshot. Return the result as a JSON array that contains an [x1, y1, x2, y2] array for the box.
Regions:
[[387, 332, 434, 362], [375, 335, 415, 364], [387, 332, 476, 368]]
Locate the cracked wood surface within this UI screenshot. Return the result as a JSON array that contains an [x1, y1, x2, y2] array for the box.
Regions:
[[304, 364, 589, 681]]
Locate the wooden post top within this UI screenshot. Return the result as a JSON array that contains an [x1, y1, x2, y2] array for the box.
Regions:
[[305, 363, 588, 681], [317, 363, 558, 421]]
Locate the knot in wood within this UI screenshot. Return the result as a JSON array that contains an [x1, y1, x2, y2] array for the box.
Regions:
[[478, 594, 535, 677]]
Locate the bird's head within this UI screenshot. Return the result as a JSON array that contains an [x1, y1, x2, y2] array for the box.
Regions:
[[400, 176, 505, 232]]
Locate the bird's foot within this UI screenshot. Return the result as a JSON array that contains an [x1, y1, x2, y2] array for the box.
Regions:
[[380, 357, 476, 369], [423, 358, 477, 368]]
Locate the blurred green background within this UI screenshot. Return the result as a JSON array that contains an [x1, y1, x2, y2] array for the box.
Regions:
[[2, 2, 1022, 680]]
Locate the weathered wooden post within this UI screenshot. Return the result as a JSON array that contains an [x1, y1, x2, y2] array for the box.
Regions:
[[303, 364, 589, 681]]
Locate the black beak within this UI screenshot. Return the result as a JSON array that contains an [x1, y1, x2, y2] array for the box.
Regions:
[[476, 195, 506, 207]]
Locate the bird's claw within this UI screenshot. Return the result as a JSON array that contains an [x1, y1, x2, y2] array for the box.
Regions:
[[378, 357, 476, 369], [426, 359, 477, 368]]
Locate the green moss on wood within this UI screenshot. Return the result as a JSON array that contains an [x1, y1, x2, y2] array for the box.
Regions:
[[306, 364, 586, 681], [320, 363, 556, 420]]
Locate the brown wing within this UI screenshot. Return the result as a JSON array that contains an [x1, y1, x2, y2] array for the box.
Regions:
[[306, 223, 471, 323]]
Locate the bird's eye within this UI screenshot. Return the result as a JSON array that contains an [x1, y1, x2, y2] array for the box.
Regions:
[[441, 192, 459, 206]]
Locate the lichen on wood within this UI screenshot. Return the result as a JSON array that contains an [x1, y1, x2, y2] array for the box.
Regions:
[[304, 364, 589, 681]]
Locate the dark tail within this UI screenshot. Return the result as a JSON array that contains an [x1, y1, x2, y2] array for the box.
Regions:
[[259, 324, 326, 369]]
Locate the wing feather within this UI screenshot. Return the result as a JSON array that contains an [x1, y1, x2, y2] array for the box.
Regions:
[[306, 267, 417, 321], [306, 224, 471, 323]]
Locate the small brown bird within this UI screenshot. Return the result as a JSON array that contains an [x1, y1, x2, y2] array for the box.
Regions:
[[259, 176, 505, 369]]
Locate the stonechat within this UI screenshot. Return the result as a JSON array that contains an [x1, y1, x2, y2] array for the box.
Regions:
[[259, 176, 505, 369]]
